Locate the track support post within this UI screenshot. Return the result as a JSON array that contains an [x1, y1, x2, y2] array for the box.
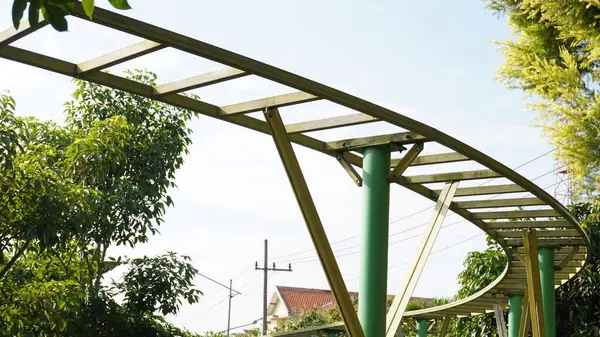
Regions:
[[264, 107, 365, 337], [417, 320, 428, 337], [359, 146, 391, 337], [508, 295, 522, 337]]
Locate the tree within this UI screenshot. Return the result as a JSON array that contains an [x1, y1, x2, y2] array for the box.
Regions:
[[555, 200, 600, 336], [11, 0, 132, 32], [0, 69, 201, 336], [484, 0, 600, 193]]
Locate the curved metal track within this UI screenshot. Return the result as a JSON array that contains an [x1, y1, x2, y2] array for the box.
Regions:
[[0, 4, 591, 334]]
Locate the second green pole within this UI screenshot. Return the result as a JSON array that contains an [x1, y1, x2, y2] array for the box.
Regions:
[[359, 146, 391, 337], [416, 320, 428, 337]]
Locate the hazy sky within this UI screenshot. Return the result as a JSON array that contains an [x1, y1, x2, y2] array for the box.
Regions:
[[0, 0, 563, 334]]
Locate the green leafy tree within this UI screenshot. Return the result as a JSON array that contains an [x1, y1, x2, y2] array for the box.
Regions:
[[484, 0, 600, 193], [11, 0, 132, 32], [112, 252, 202, 316], [0, 69, 200, 336]]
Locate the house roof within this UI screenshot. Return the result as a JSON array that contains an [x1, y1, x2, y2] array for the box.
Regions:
[[276, 286, 433, 315]]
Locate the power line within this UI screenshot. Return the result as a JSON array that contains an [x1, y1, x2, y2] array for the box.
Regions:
[[277, 165, 562, 265], [269, 149, 556, 262]]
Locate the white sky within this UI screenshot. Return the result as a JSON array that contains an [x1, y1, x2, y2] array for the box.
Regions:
[[0, 0, 564, 334]]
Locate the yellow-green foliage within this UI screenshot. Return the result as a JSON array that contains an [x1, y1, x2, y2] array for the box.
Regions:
[[486, 0, 600, 195]]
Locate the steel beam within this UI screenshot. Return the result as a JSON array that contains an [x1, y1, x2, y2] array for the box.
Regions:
[[401, 170, 501, 184], [391, 152, 468, 167], [385, 181, 458, 337], [77, 40, 164, 74], [388, 142, 424, 182], [442, 184, 525, 197], [154, 67, 248, 95], [486, 221, 569, 230], [221, 92, 319, 115], [285, 113, 378, 134], [0, 18, 47, 47], [326, 132, 426, 152], [522, 229, 546, 337], [454, 198, 544, 209], [263, 107, 364, 337], [472, 210, 559, 220]]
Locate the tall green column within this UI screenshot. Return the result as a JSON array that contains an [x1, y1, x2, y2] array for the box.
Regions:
[[539, 248, 555, 337], [508, 295, 522, 337], [416, 320, 428, 337], [359, 146, 390, 337]]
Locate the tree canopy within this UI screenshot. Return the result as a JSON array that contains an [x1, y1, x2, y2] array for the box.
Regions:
[[485, 0, 600, 194], [0, 69, 202, 336]]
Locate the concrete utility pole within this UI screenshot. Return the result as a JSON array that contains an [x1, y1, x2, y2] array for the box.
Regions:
[[227, 279, 233, 337], [255, 239, 292, 336]]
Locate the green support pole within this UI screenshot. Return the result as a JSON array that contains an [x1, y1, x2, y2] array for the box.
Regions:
[[508, 295, 522, 337], [359, 146, 390, 337], [539, 248, 555, 337], [416, 320, 428, 337]]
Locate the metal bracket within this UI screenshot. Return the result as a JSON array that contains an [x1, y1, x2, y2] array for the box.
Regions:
[[388, 142, 424, 182], [325, 132, 424, 152], [336, 153, 363, 186]]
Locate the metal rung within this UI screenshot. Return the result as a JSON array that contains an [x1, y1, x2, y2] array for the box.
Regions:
[[471, 209, 559, 220], [401, 170, 500, 184], [390, 152, 469, 167], [454, 197, 544, 209], [496, 229, 579, 238], [285, 113, 378, 134], [441, 184, 525, 196], [485, 220, 569, 229]]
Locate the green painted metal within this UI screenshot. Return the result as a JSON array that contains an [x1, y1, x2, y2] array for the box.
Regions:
[[539, 248, 555, 337], [508, 295, 522, 337], [359, 146, 390, 337], [416, 320, 428, 337]]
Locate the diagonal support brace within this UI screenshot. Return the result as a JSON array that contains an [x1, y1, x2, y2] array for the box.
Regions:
[[388, 142, 424, 182], [523, 229, 546, 337], [438, 316, 450, 337], [556, 246, 579, 270], [519, 294, 530, 337], [263, 107, 365, 337], [336, 153, 363, 186], [494, 303, 508, 337], [385, 181, 459, 337]]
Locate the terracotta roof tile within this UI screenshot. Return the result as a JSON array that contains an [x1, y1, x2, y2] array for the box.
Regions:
[[276, 286, 432, 315]]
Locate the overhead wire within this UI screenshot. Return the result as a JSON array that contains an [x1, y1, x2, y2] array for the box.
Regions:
[[269, 148, 557, 263], [278, 163, 562, 265]]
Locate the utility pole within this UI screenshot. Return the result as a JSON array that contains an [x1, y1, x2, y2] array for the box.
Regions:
[[227, 279, 233, 337], [255, 239, 292, 336]]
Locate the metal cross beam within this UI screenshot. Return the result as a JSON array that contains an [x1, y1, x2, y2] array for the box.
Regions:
[[385, 181, 459, 337], [263, 107, 364, 337]]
